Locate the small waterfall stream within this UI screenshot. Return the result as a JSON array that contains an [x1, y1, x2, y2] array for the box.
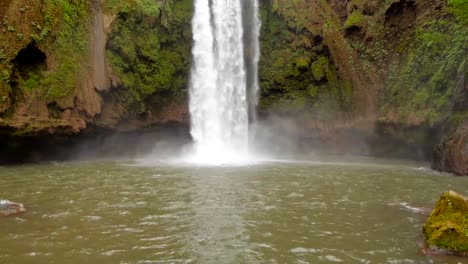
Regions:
[[189, 0, 261, 164]]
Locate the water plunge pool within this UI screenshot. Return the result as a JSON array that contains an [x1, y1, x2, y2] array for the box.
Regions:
[[1, 160, 467, 263]]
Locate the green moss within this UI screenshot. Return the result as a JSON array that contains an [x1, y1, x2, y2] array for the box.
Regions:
[[257, 2, 357, 118], [311, 56, 329, 81], [0, 0, 91, 113], [271, 0, 313, 31], [104, 0, 133, 14], [307, 84, 320, 98], [1, 70, 9, 82], [448, 0, 468, 25], [344, 10, 365, 29], [106, 0, 192, 114], [423, 191, 468, 254], [23, 72, 40, 91], [382, 19, 467, 125], [295, 56, 311, 70], [41, 0, 90, 101]]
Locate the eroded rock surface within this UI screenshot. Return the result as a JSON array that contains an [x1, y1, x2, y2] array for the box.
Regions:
[[433, 120, 468, 176]]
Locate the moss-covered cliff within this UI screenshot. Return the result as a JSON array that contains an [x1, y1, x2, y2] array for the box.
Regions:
[[99, 0, 192, 129], [0, 0, 96, 135], [0, 0, 192, 135], [256, 0, 466, 166], [261, 0, 466, 125]]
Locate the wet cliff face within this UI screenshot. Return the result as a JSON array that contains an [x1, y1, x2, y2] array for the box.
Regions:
[[0, 0, 192, 136], [261, 0, 466, 127], [256, 0, 467, 164], [0, 0, 466, 172], [1, 0, 464, 133], [98, 0, 192, 130], [0, 0, 97, 135]]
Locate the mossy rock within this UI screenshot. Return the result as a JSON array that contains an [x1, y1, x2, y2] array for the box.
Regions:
[[423, 191, 468, 256]]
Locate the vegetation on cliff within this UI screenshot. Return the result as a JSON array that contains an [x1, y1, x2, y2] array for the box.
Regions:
[[256, 0, 467, 166], [104, 0, 192, 116], [260, 0, 466, 128], [423, 191, 468, 255], [0, 0, 193, 133], [0, 0, 92, 134], [258, 0, 366, 122], [382, 7, 467, 125], [1, 0, 91, 103]]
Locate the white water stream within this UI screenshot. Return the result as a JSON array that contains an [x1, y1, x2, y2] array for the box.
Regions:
[[189, 0, 261, 164]]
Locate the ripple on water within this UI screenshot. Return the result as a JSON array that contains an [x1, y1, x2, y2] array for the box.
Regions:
[[42, 211, 72, 219], [26, 252, 52, 257], [319, 255, 343, 262], [101, 249, 126, 256], [138, 221, 158, 226], [140, 235, 174, 241], [290, 247, 323, 254], [84, 216, 102, 221], [141, 214, 177, 220], [286, 192, 304, 198], [257, 243, 275, 250], [121, 227, 144, 233], [132, 244, 168, 250]]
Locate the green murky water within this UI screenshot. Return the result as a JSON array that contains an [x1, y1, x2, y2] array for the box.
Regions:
[[1, 159, 467, 263]]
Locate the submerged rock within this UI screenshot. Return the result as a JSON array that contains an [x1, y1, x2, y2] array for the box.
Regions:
[[423, 191, 468, 256], [0, 200, 26, 216]]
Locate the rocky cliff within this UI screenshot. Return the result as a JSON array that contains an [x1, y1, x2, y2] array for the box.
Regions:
[[0, 0, 466, 174], [0, 0, 191, 135], [257, 0, 466, 168]]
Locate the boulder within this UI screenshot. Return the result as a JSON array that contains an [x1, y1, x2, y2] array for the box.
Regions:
[[0, 200, 26, 216], [423, 191, 468, 256], [432, 119, 468, 176]]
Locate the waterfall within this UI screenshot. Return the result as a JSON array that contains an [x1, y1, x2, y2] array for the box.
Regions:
[[189, 0, 260, 164], [243, 0, 261, 122]]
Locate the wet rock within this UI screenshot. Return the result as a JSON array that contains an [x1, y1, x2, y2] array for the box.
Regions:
[[423, 191, 468, 256], [0, 200, 26, 216], [432, 119, 468, 176]]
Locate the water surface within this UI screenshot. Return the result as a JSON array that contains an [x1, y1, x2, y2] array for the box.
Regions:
[[1, 160, 467, 263]]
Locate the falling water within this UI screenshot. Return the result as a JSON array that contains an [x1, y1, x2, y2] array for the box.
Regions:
[[189, 0, 261, 164], [243, 0, 261, 122]]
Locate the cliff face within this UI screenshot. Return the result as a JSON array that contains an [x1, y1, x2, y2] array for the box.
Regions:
[[0, 0, 191, 136], [257, 0, 467, 163], [98, 0, 192, 130], [0, 0, 466, 173], [0, 0, 98, 135]]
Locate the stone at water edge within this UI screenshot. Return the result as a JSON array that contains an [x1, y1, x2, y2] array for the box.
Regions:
[[0, 200, 26, 216], [423, 191, 468, 256], [432, 119, 467, 176]]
